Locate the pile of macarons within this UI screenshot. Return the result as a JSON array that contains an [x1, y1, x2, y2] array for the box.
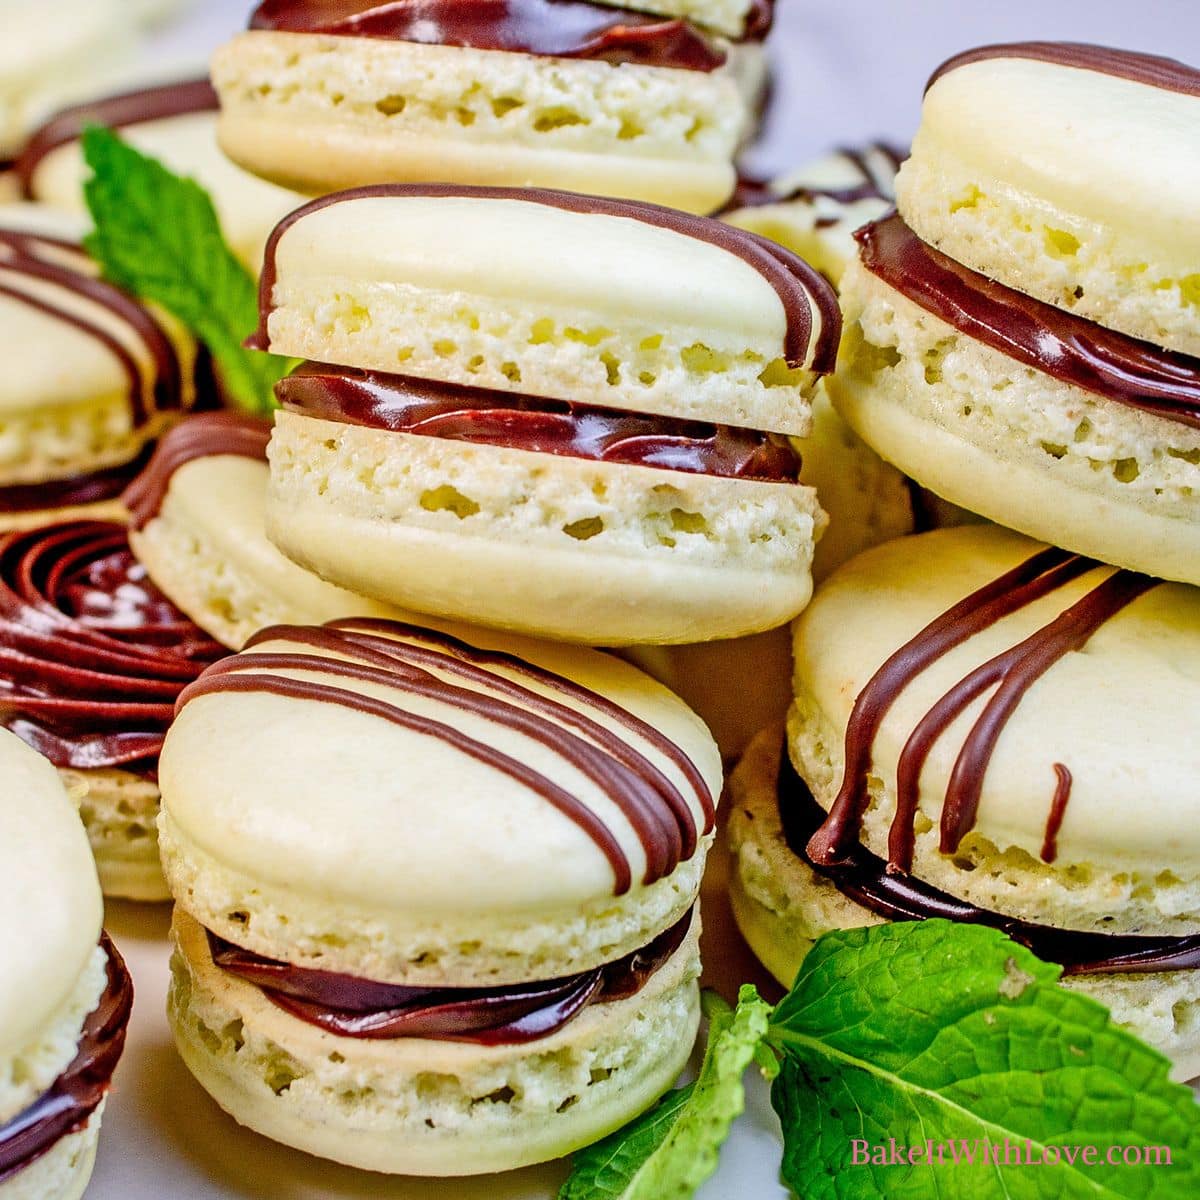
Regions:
[[0, 2, 1197, 1191]]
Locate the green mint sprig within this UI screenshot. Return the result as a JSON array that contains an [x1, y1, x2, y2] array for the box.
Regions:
[[560, 920, 1200, 1199], [81, 125, 294, 413]]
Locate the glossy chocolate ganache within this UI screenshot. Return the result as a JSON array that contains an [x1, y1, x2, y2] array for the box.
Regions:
[[208, 908, 692, 1045], [0, 521, 224, 776], [248, 0, 738, 70], [858, 215, 1200, 429], [277, 363, 801, 481], [177, 619, 716, 894], [251, 184, 842, 375], [790, 546, 1200, 975], [0, 935, 133, 1183]]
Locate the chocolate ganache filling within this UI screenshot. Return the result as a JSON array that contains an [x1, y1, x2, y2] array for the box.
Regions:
[[123, 412, 273, 530], [208, 908, 692, 1044], [178, 619, 715, 895], [858, 215, 1200, 430], [926, 41, 1200, 99], [248, 0, 728, 70], [277, 363, 801, 481], [15, 78, 218, 194], [0, 521, 225, 775], [251, 184, 842, 375], [0, 935, 133, 1183], [0, 445, 154, 516]]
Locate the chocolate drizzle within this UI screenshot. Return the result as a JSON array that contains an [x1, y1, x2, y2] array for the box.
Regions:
[[0, 521, 225, 775], [208, 908, 691, 1044], [277, 362, 801, 481], [927, 41, 1200, 99], [778, 751, 1200, 976], [250, 184, 842, 375], [858, 215, 1200, 429], [728, 142, 904, 211], [15, 78, 219, 194], [177, 619, 714, 894], [807, 547, 1157, 874], [248, 0, 727, 70], [0, 228, 183, 426], [123, 412, 272, 530], [0, 935, 133, 1183]]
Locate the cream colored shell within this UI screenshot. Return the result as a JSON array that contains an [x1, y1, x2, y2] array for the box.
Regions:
[[0, 730, 103, 1110], [897, 52, 1200, 354], [260, 192, 823, 434]]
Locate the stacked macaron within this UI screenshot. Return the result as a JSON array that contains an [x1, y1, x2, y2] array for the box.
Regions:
[[251, 184, 840, 643], [729, 42, 1200, 1079], [158, 615, 721, 1173], [0, 203, 196, 530], [15, 79, 304, 271], [0, 727, 132, 1196], [831, 43, 1200, 584], [211, 0, 773, 213]]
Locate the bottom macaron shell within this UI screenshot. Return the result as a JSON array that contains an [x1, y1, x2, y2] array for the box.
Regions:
[[65, 768, 168, 903], [830, 263, 1200, 586], [0, 1104, 102, 1200], [726, 729, 1200, 1082], [168, 910, 701, 1176], [265, 413, 823, 645]]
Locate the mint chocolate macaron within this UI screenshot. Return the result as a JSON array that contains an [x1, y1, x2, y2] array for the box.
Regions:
[[159, 615, 721, 1174]]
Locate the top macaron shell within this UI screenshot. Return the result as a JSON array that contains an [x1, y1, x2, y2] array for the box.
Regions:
[[896, 45, 1200, 355], [0, 728, 102, 1073], [794, 524, 1200, 873]]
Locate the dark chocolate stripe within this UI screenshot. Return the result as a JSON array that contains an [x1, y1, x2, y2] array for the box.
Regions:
[[208, 907, 691, 1044], [15, 78, 218, 194], [123, 412, 272, 530], [248, 0, 728, 70], [1041, 764, 1072, 865], [0, 230, 183, 425], [927, 41, 1200, 99], [0, 935, 133, 1183], [251, 184, 841, 375], [857, 215, 1200, 429], [779, 751, 1200, 976], [277, 362, 801, 481], [724, 142, 904, 214], [0, 521, 225, 774], [809, 546, 1159, 874], [0, 446, 152, 516]]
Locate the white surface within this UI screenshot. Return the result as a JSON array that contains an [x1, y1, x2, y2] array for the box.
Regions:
[[87, 4, 1197, 1199]]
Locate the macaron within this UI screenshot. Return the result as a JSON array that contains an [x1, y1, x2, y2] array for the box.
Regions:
[[728, 524, 1200, 1078], [124, 412, 404, 649], [897, 43, 1200, 356], [0, 203, 196, 531], [0, 0, 136, 161], [159, 616, 721, 1174], [16, 79, 305, 271], [723, 141, 904, 286], [254, 184, 839, 643], [0, 519, 226, 900], [0, 728, 132, 1197], [595, 0, 772, 39], [211, 0, 767, 213]]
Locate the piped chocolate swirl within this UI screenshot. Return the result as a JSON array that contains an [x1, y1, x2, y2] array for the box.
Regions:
[[123, 412, 272, 530], [927, 41, 1200, 99], [857, 215, 1200, 429], [15, 78, 219, 194], [251, 184, 842, 374], [277, 363, 801, 481], [0, 935, 133, 1184], [0, 227, 184, 426], [248, 0, 729, 70], [0, 521, 225, 775], [177, 619, 715, 894], [208, 908, 692, 1044]]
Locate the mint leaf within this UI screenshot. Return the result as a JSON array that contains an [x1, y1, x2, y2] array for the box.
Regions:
[[769, 920, 1200, 1198], [81, 126, 293, 413], [560, 986, 773, 1200]]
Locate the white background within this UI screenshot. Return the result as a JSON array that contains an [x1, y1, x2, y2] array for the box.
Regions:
[[90, 2, 1198, 1198]]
